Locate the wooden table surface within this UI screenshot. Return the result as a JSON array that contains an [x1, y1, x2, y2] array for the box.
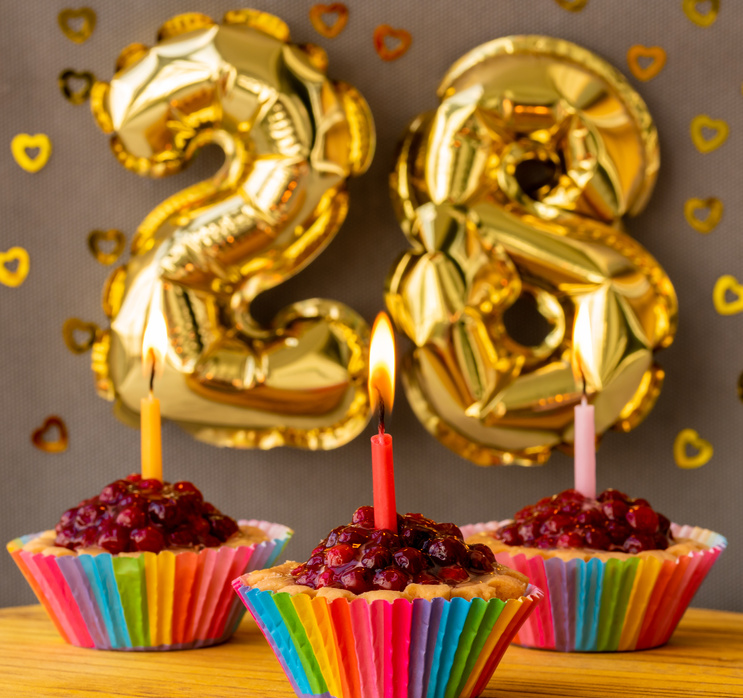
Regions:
[[1, 605, 741, 697]]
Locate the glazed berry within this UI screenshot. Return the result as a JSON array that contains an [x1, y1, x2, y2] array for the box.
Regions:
[[50, 475, 240, 554], [373, 567, 411, 592], [338, 526, 371, 545], [76, 503, 106, 528], [436, 523, 464, 540], [496, 488, 675, 553], [116, 505, 147, 529], [626, 505, 659, 533], [98, 523, 129, 554], [209, 514, 239, 541], [361, 545, 392, 569], [427, 536, 467, 566], [495, 523, 522, 546], [438, 565, 470, 584], [326, 544, 356, 568], [352, 506, 376, 528], [393, 547, 427, 574], [99, 480, 129, 504], [556, 531, 585, 548], [340, 568, 372, 594], [467, 548, 495, 573], [130, 526, 165, 553]]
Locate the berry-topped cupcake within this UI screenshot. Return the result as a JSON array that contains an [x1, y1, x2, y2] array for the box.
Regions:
[[24, 474, 267, 557], [8, 474, 291, 650], [462, 488, 726, 651], [234, 506, 542, 698]]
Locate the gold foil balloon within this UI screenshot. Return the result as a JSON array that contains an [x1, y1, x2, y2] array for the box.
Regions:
[[386, 36, 677, 466], [89, 10, 375, 449]]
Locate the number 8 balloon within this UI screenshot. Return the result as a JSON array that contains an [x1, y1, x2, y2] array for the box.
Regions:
[[90, 10, 374, 448], [386, 36, 677, 465]]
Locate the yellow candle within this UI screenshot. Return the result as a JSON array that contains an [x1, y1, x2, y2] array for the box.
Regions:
[[141, 389, 162, 482]]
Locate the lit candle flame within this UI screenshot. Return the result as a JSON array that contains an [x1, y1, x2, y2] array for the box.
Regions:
[[141, 292, 168, 380], [572, 302, 595, 393], [369, 312, 395, 415]]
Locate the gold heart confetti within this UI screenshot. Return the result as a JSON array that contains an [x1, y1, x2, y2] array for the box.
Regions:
[[684, 197, 723, 233], [673, 429, 713, 469], [627, 45, 667, 81], [10, 134, 52, 173], [62, 318, 100, 354], [0, 247, 30, 288], [58, 69, 95, 105], [31, 416, 69, 454], [373, 25, 412, 62], [87, 229, 126, 265], [58, 7, 96, 43], [554, 0, 588, 10], [691, 115, 729, 153], [309, 3, 349, 38], [683, 0, 719, 27], [713, 275, 743, 315]]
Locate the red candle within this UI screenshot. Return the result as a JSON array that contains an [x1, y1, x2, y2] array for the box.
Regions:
[[369, 312, 397, 532]]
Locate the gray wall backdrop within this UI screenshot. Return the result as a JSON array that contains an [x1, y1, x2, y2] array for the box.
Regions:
[[1, 0, 741, 611]]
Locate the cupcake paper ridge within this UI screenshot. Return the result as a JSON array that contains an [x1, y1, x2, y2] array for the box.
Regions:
[[233, 578, 542, 698], [7, 519, 292, 651], [459, 521, 726, 652]]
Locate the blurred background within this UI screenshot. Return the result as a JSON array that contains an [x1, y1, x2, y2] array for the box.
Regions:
[[1, 0, 740, 610]]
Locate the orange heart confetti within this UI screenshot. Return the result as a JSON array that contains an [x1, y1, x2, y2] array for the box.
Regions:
[[10, 134, 52, 173], [0, 247, 30, 288], [58, 69, 95, 105], [684, 197, 723, 233], [87, 229, 126, 265], [554, 0, 588, 10], [309, 3, 349, 38], [713, 275, 743, 315], [373, 25, 412, 62], [691, 115, 729, 153], [31, 416, 69, 454], [673, 429, 713, 469], [58, 7, 96, 43], [62, 318, 100, 354], [683, 0, 719, 27], [627, 45, 666, 81]]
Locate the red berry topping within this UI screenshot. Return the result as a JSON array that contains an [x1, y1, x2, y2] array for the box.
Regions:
[[495, 488, 675, 553], [291, 509, 492, 593], [130, 526, 165, 553], [97, 523, 129, 554], [626, 505, 659, 533], [51, 475, 240, 554], [326, 544, 356, 568], [352, 506, 375, 528], [373, 567, 411, 591]]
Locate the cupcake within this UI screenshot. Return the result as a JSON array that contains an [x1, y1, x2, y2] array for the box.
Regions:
[[7, 474, 292, 650], [234, 506, 542, 698], [462, 488, 726, 651]]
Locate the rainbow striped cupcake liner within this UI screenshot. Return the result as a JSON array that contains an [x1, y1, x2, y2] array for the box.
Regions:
[[7, 519, 292, 651], [460, 522, 725, 652], [233, 580, 542, 698]]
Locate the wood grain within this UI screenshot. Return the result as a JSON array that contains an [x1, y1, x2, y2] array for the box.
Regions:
[[0, 605, 741, 697]]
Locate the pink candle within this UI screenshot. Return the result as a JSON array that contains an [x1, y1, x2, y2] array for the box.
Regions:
[[368, 312, 398, 532], [574, 395, 596, 499]]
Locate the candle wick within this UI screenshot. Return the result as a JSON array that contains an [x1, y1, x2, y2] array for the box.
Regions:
[[581, 374, 587, 397], [148, 349, 156, 394], [377, 389, 385, 436]]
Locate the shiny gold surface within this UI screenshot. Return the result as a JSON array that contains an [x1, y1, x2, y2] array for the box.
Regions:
[[386, 36, 677, 466], [90, 10, 375, 449]]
